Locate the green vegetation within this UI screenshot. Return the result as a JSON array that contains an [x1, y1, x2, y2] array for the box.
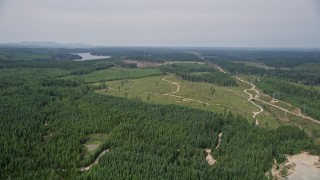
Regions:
[[207, 56, 320, 86], [83, 134, 109, 159], [160, 63, 212, 73], [1, 48, 320, 179], [179, 72, 237, 86], [237, 61, 275, 70], [64, 68, 164, 83], [1, 70, 318, 179], [256, 77, 320, 120], [160, 63, 237, 86], [90, 47, 202, 62], [102, 74, 277, 122]]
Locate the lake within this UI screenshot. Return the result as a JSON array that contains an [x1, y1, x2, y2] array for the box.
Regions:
[[72, 53, 111, 61]]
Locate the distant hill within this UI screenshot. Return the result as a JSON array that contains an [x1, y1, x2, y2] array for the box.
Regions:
[[0, 41, 93, 49]]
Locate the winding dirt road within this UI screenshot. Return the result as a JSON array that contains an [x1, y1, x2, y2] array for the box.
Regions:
[[236, 77, 264, 119], [254, 97, 320, 125], [235, 75, 320, 125], [205, 132, 223, 165], [106, 76, 209, 105], [213, 63, 320, 125], [80, 149, 110, 172], [161, 76, 209, 105], [215, 133, 223, 149], [205, 149, 216, 165], [161, 76, 181, 95]]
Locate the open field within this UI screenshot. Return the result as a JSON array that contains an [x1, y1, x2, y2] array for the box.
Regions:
[[83, 133, 109, 159], [63, 68, 164, 83], [93, 67, 320, 136], [239, 74, 320, 135], [97, 74, 266, 122], [234, 61, 276, 70]]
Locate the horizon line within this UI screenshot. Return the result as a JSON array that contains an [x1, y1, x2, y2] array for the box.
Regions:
[[0, 41, 320, 50]]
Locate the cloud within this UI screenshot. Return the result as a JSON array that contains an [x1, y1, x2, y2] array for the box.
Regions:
[[0, 0, 319, 47]]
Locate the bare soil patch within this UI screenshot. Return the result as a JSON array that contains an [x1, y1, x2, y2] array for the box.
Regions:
[[268, 152, 320, 180], [122, 60, 162, 68], [205, 149, 216, 165], [86, 144, 99, 152], [286, 152, 320, 180], [80, 149, 110, 172]]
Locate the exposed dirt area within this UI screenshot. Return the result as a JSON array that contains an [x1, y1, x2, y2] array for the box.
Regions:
[[215, 133, 223, 149], [271, 99, 279, 104], [122, 60, 162, 67], [292, 108, 301, 115], [122, 60, 205, 68], [234, 74, 320, 126], [205, 133, 223, 166], [205, 149, 216, 165], [236, 77, 264, 119], [86, 144, 99, 152], [286, 152, 320, 180], [268, 152, 320, 180], [213, 64, 227, 74]]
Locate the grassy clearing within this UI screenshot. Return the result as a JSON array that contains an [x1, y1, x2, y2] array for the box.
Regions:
[[258, 95, 298, 112], [234, 61, 275, 70], [97, 74, 261, 121], [83, 133, 109, 159], [190, 72, 211, 75], [171, 76, 257, 118], [64, 68, 164, 83], [107, 76, 177, 95], [256, 100, 320, 138], [240, 74, 320, 137], [98, 73, 320, 132]]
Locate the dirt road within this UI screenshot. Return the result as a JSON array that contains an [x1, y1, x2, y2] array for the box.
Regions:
[[205, 132, 222, 165], [161, 76, 209, 105], [215, 133, 223, 149], [236, 76, 320, 125], [161, 76, 181, 95], [205, 149, 216, 165], [80, 149, 109, 172], [236, 77, 264, 119]]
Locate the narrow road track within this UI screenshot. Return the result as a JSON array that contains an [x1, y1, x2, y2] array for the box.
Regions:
[[212, 63, 320, 125], [205, 149, 216, 165], [215, 133, 223, 149], [214, 64, 227, 74], [236, 77, 264, 119], [161, 76, 181, 95], [161, 76, 209, 105], [80, 149, 110, 172], [107, 76, 209, 105], [254, 98, 320, 125], [236, 76, 320, 125], [205, 132, 223, 165]]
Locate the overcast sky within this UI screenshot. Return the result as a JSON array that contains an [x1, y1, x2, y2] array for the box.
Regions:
[[0, 0, 320, 47]]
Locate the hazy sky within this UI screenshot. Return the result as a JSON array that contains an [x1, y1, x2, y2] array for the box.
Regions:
[[1, 0, 320, 47]]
